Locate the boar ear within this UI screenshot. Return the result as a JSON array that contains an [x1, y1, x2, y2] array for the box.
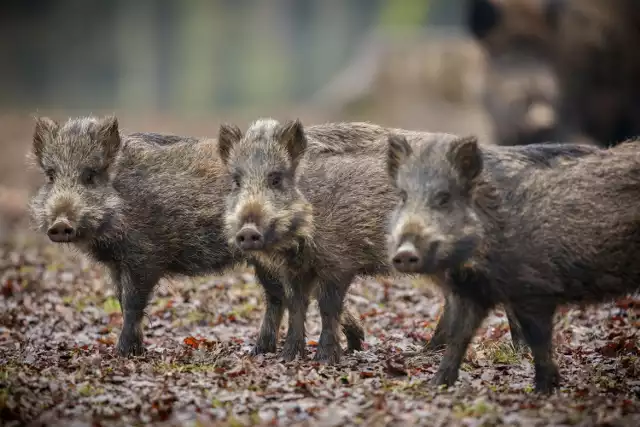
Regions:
[[387, 134, 412, 182], [277, 119, 307, 170], [466, 0, 502, 40], [447, 136, 483, 181], [218, 123, 243, 165], [33, 116, 59, 162], [96, 116, 121, 165]]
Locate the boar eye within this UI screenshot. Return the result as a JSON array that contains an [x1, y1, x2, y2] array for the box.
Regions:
[[81, 169, 98, 185], [45, 168, 56, 183], [434, 191, 451, 207], [268, 171, 283, 189], [231, 173, 242, 190]]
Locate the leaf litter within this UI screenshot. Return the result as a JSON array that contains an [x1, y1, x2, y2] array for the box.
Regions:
[[1, 227, 640, 427]]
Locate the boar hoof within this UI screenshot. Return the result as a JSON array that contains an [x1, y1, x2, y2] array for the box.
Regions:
[[313, 345, 342, 364], [430, 368, 459, 388], [116, 333, 144, 357], [279, 340, 306, 362], [345, 337, 363, 353], [534, 367, 560, 395], [250, 342, 276, 356]]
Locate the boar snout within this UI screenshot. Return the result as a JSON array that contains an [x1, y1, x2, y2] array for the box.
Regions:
[[392, 241, 423, 273], [47, 218, 77, 243], [235, 224, 264, 251]]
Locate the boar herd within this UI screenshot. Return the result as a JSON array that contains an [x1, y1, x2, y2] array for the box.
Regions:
[[23, 0, 640, 398], [28, 113, 640, 395]]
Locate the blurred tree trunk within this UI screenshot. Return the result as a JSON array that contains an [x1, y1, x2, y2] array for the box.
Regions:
[[237, 0, 291, 107], [170, 0, 221, 113], [115, 0, 159, 111]]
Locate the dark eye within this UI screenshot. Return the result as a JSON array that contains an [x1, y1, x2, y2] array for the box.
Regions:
[[399, 189, 408, 204], [268, 171, 283, 189], [45, 169, 56, 183], [82, 169, 98, 185], [231, 173, 242, 190], [434, 191, 451, 207]]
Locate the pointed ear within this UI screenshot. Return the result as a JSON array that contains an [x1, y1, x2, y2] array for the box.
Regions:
[[466, 0, 502, 40], [387, 134, 412, 183], [447, 136, 483, 181], [218, 123, 243, 165], [33, 116, 59, 163], [276, 119, 307, 170], [95, 116, 121, 165]]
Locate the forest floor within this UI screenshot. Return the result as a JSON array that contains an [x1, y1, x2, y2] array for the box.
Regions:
[[2, 225, 640, 427]]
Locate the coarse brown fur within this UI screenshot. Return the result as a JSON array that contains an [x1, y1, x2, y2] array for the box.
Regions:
[[28, 116, 373, 357], [388, 133, 640, 394], [219, 119, 475, 359]]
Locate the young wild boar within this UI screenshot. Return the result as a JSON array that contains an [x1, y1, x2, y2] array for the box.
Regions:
[[217, 118, 401, 364], [28, 115, 366, 357], [387, 133, 639, 394]]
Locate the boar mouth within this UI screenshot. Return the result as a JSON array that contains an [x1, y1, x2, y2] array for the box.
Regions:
[[48, 235, 77, 243]]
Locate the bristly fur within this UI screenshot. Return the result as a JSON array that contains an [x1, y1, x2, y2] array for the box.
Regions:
[[388, 130, 640, 394]]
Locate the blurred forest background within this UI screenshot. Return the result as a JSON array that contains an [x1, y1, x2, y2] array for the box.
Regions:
[[0, 0, 489, 226]]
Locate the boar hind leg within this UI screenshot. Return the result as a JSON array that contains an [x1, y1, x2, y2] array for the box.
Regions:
[[340, 305, 364, 352], [315, 279, 351, 364], [505, 306, 528, 352], [511, 303, 560, 395]]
